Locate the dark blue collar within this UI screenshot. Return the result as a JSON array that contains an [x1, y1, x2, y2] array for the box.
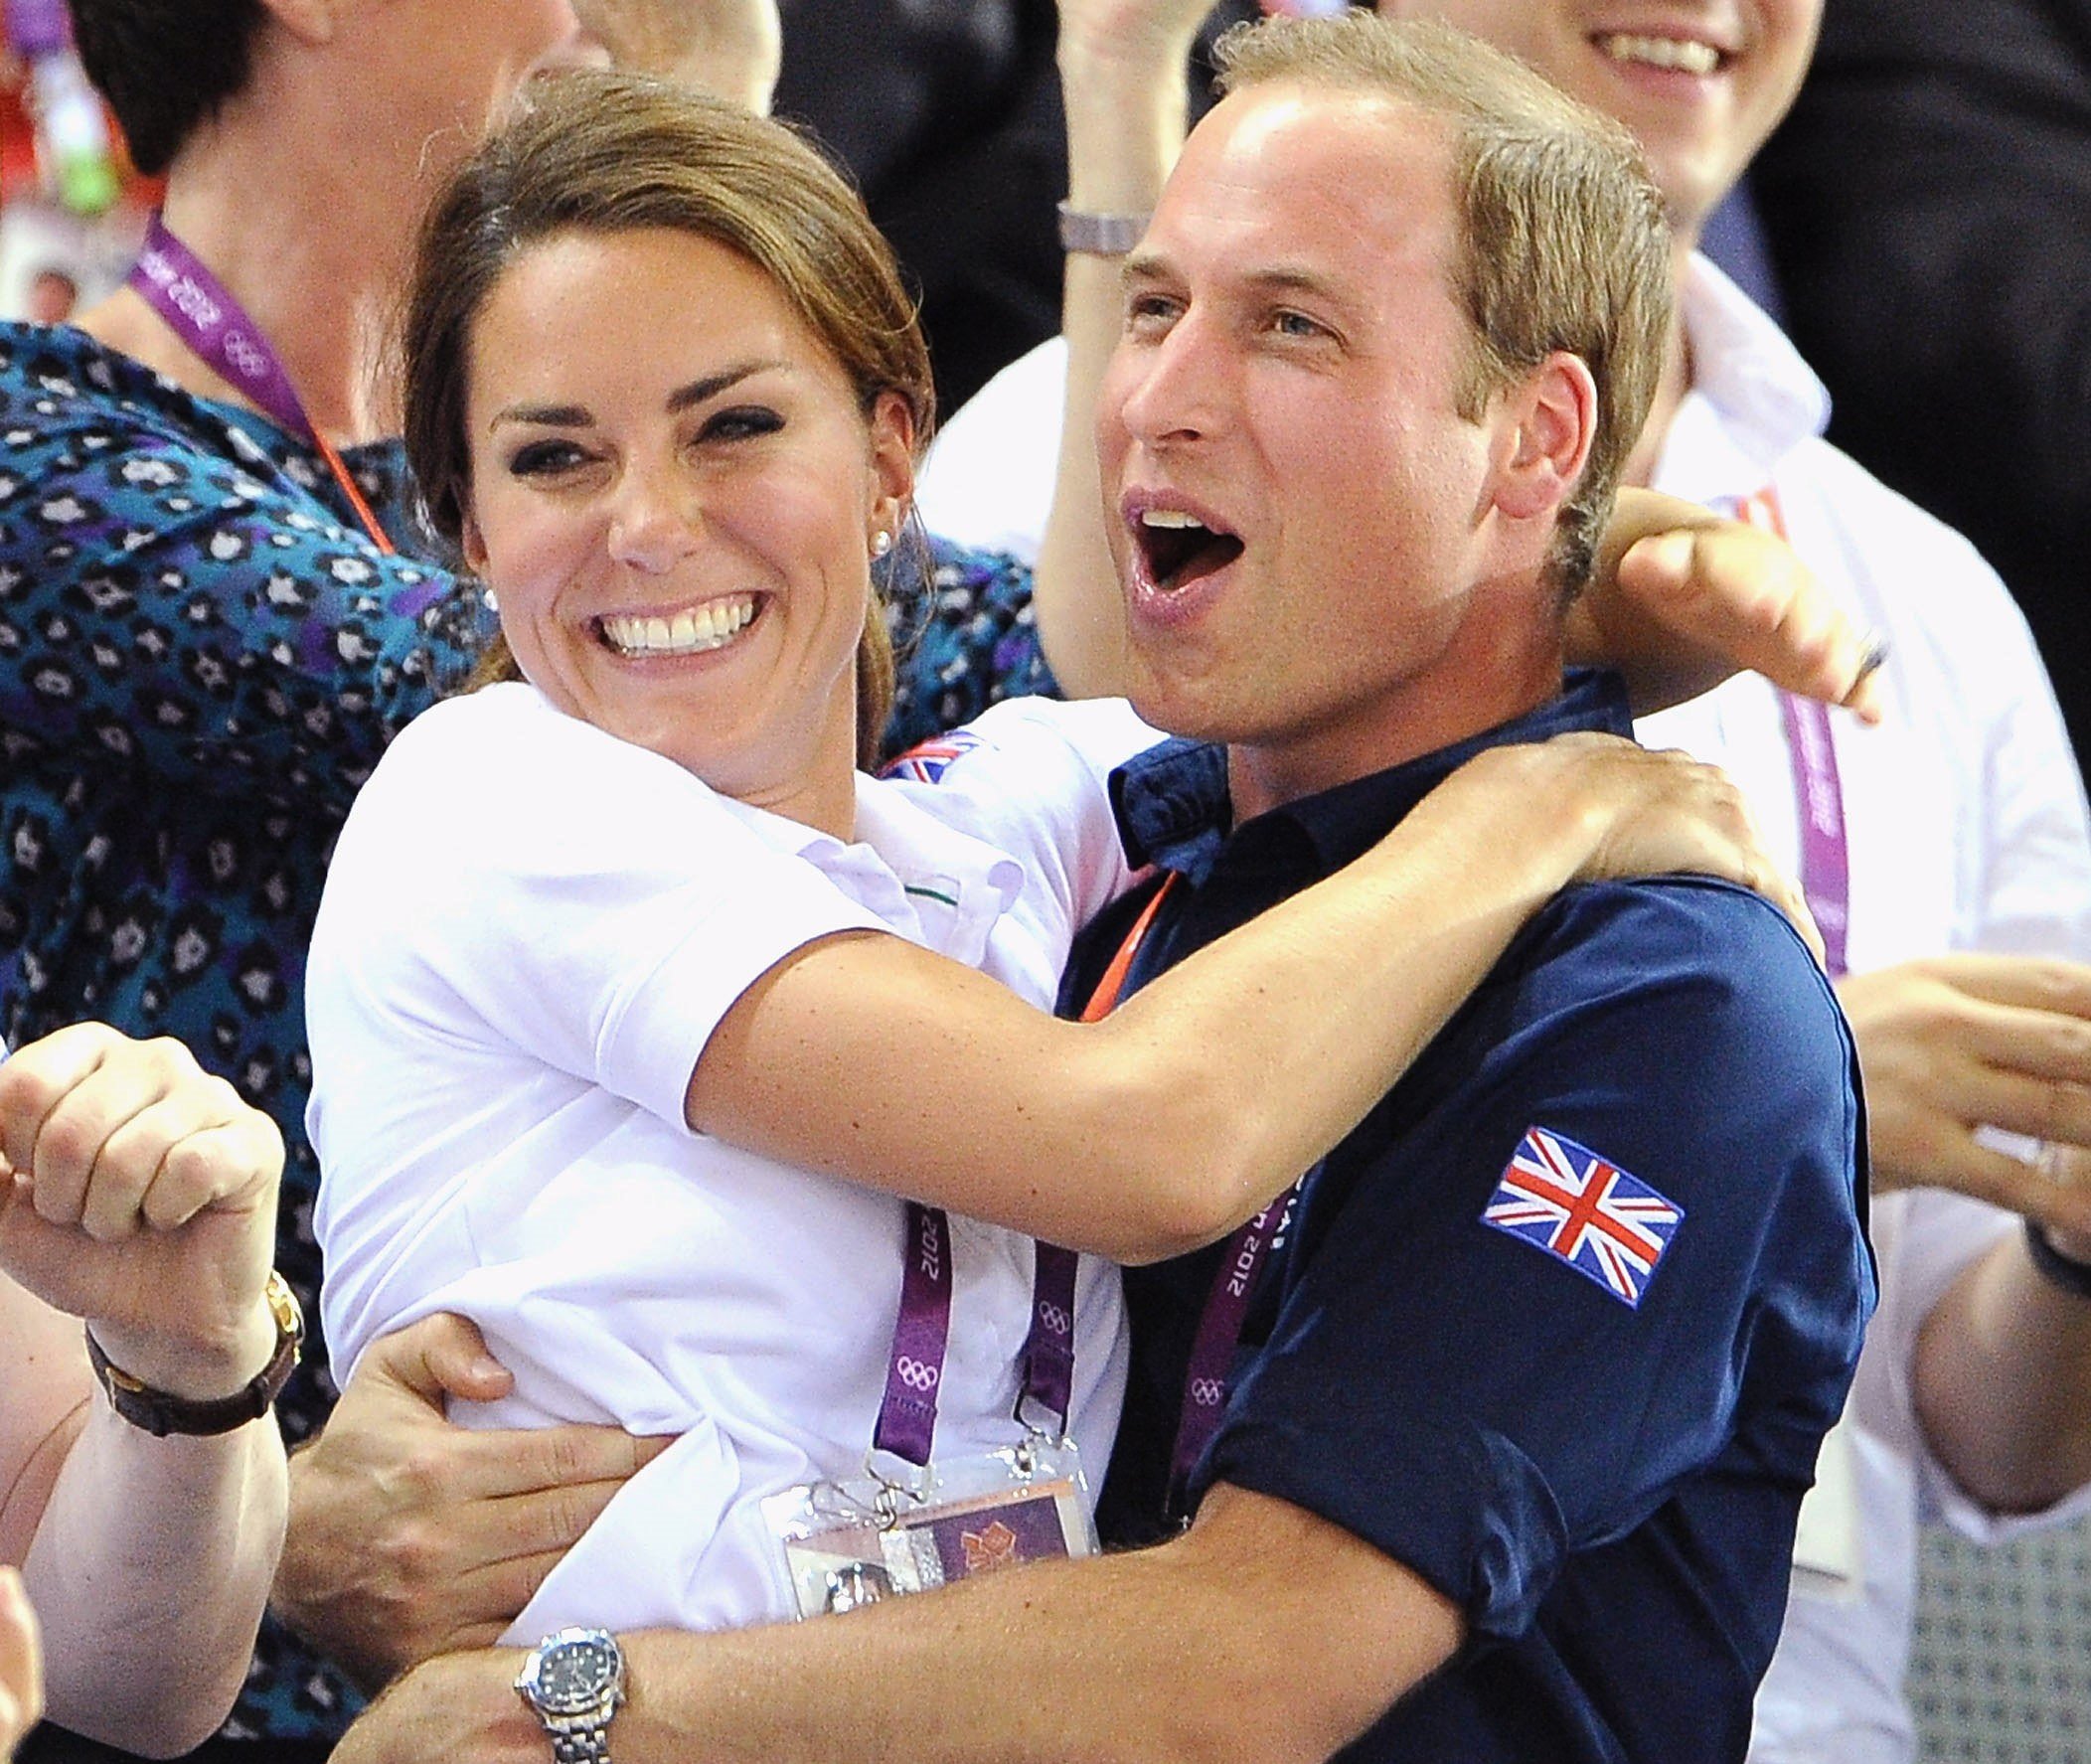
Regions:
[[1111, 669, 1634, 884]]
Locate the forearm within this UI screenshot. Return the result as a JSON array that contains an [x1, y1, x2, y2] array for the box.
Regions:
[[1035, 12, 1198, 697], [1088, 760, 1604, 1246], [362, 1488, 1449, 1764], [620, 1552, 1335, 1764], [1914, 1226, 2091, 1514], [23, 1402, 287, 1754], [695, 747, 1605, 1263]]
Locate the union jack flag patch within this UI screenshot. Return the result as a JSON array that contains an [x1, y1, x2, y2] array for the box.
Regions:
[[1481, 1126, 1684, 1309], [881, 730, 985, 785]]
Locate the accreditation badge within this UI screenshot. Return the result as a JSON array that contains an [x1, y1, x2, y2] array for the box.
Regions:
[[763, 1437, 1099, 1620]]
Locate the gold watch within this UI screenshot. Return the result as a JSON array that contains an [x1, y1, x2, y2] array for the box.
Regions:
[[84, 1270, 303, 1437]]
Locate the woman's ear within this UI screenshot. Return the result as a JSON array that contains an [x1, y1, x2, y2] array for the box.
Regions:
[[460, 509, 490, 577], [1490, 350, 1598, 523], [254, 0, 340, 48], [867, 390, 918, 546]]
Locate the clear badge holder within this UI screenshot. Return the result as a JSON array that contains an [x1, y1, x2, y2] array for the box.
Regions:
[[764, 1433, 1098, 1619]]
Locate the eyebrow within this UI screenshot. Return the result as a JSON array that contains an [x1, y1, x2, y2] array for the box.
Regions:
[[1239, 266, 1347, 303], [1120, 253, 1347, 307], [1120, 249, 1172, 289], [486, 360, 788, 432]]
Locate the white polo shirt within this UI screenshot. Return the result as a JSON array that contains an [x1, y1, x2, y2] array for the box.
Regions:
[[308, 683, 1155, 1640]]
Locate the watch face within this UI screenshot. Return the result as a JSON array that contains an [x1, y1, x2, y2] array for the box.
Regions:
[[524, 1631, 623, 1715]]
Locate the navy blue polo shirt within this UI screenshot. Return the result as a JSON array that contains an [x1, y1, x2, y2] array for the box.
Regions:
[[1068, 672, 1873, 1764]]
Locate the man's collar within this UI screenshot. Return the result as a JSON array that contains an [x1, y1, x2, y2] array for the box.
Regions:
[[1111, 669, 1634, 885]]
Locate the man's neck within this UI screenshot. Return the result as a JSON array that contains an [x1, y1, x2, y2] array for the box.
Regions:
[[72, 105, 419, 443], [1225, 595, 1564, 821]]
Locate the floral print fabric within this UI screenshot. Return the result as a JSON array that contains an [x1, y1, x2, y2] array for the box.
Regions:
[[0, 320, 1057, 1742]]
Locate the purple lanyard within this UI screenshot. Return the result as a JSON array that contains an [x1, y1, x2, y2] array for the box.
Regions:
[[1732, 488, 1850, 978], [5, 0, 73, 56], [126, 214, 395, 555], [871, 878, 1190, 1467], [1169, 1185, 1298, 1511], [873, 1204, 1082, 1467], [1055, 870, 1299, 1511]]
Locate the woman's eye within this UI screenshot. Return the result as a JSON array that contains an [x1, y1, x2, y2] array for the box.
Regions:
[[700, 405, 785, 443], [507, 438, 589, 478]]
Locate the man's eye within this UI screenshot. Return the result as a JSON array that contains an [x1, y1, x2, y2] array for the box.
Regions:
[[701, 406, 784, 442], [1124, 292, 1181, 332], [1271, 310, 1327, 340]]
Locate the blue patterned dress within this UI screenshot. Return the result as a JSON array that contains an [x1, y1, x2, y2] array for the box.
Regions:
[[0, 320, 1053, 1746]]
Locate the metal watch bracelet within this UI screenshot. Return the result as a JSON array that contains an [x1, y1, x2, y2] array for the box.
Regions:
[[1056, 200, 1150, 255]]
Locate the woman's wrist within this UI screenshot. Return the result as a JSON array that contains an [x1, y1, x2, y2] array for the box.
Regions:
[[1393, 746, 1585, 904]]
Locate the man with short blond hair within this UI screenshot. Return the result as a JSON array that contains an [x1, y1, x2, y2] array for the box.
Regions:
[[926, 1, 2091, 1751]]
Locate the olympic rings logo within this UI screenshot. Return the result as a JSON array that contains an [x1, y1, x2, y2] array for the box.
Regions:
[[893, 1357, 941, 1392], [1189, 1378, 1225, 1407], [225, 332, 269, 382], [1037, 1303, 1071, 1336]]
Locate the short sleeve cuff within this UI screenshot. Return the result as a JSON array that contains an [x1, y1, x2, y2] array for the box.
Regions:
[[1918, 1428, 2091, 1544], [596, 861, 889, 1129], [1204, 1405, 1569, 1640]]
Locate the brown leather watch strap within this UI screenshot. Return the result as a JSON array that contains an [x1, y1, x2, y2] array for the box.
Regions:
[[84, 1270, 303, 1437]]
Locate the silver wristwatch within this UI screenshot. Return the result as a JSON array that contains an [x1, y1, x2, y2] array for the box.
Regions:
[[515, 1627, 626, 1764]]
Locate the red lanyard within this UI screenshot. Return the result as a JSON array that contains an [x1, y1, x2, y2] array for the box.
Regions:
[[127, 214, 395, 556], [1076, 872, 1179, 1025]]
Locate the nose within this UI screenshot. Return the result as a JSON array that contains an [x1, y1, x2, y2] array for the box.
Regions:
[[1114, 306, 1229, 450], [605, 458, 702, 574]]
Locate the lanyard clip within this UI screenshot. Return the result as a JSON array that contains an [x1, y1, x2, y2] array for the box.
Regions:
[[862, 1447, 934, 1527]]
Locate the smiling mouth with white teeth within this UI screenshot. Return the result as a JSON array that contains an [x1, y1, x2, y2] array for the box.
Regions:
[[1594, 32, 1725, 76], [596, 593, 758, 659], [1138, 508, 1245, 591]]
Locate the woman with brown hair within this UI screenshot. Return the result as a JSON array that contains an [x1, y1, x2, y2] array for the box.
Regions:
[[0, 3, 776, 1742]]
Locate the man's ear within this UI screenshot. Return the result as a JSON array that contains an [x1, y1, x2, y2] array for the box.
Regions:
[[1490, 351, 1598, 522]]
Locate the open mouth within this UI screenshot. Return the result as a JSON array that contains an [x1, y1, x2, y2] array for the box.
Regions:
[[594, 593, 759, 660], [1135, 508, 1245, 592], [1592, 32, 1727, 76]]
